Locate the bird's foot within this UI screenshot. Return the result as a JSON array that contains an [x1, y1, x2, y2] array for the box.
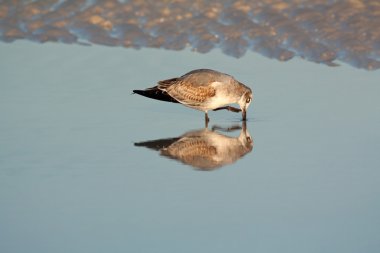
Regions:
[[213, 106, 241, 113]]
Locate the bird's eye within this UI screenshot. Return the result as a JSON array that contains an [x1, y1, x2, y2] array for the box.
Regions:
[[246, 97, 251, 103]]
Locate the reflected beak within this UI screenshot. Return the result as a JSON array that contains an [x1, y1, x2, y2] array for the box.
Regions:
[[242, 109, 247, 121]]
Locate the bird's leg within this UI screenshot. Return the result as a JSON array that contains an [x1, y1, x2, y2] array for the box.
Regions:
[[213, 106, 241, 113], [242, 110, 247, 121], [242, 120, 247, 132], [205, 112, 210, 128]]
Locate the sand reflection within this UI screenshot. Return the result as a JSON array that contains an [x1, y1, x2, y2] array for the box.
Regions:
[[135, 122, 253, 170]]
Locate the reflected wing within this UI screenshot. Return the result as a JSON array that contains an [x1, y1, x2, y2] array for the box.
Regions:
[[161, 137, 220, 170]]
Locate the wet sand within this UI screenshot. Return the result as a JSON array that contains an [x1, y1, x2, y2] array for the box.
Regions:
[[1, 0, 380, 69]]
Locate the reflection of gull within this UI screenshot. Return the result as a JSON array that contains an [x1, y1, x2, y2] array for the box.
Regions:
[[134, 123, 253, 170], [133, 69, 253, 123]]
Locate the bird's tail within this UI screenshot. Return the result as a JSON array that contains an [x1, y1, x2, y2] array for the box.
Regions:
[[133, 86, 179, 104]]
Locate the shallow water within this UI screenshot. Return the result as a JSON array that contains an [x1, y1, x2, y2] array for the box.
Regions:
[[1, 41, 380, 253]]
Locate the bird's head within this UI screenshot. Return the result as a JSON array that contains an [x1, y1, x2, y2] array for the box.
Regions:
[[238, 86, 253, 121]]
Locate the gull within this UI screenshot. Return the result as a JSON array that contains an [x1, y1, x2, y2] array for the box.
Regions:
[[133, 69, 253, 122]]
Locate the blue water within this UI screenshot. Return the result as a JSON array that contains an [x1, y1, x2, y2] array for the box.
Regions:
[[1, 41, 380, 253]]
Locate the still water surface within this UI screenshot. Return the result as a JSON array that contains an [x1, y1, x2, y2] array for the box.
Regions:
[[1, 41, 380, 253]]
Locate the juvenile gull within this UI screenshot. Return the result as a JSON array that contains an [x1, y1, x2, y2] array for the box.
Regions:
[[133, 69, 253, 122]]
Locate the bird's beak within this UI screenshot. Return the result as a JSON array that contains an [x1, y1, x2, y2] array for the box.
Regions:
[[242, 109, 247, 121]]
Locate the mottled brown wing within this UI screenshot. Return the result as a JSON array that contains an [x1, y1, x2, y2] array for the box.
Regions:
[[165, 81, 216, 106]]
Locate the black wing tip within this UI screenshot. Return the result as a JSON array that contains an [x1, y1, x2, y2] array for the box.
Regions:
[[133, 89, 143, 95], [132, 87, 179, 104], [134, 137, 180, 150]]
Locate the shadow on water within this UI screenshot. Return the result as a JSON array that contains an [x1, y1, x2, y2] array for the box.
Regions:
[[134, 122, 253, 171]]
